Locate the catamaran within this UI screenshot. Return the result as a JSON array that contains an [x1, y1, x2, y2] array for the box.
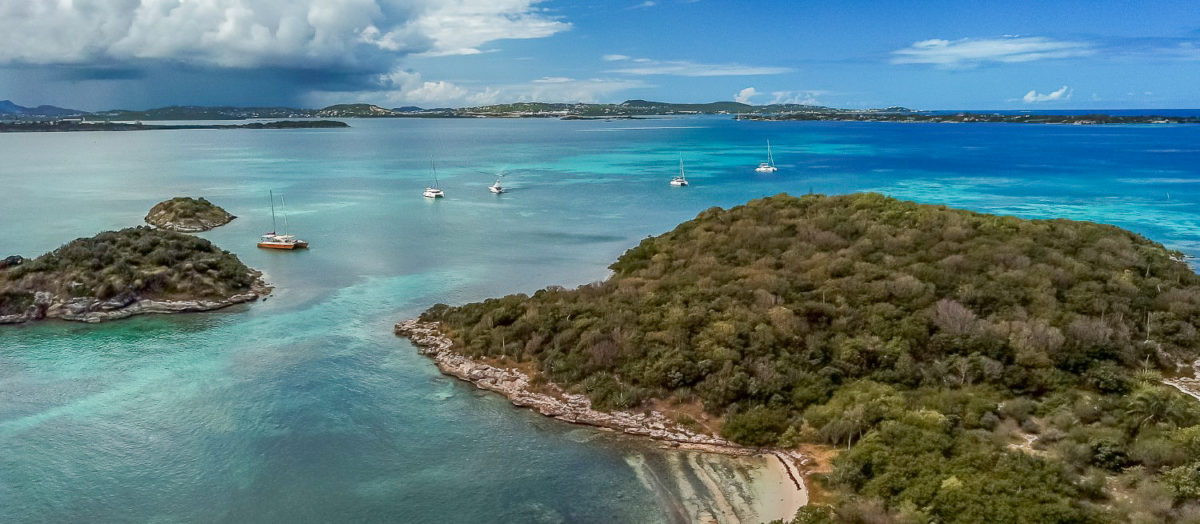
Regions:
[[670, 154, 689, 187], [424, 160, 445, 198], [755, 140, 778, 173], [257, 191, 309, 250]]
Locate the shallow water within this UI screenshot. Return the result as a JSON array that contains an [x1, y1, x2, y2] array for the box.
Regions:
[[1, 117, 1199, 522]]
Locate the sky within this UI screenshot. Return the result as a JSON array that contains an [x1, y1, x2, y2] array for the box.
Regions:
[[0, 0, 1198, 111]]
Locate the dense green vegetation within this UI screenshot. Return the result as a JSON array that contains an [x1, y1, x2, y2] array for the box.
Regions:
[[422, 193, 1200, 522], [0, 227, 258, 315], [145, 197, 235, 232]]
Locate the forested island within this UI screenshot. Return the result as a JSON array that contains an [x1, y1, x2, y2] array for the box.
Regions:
[[0, 227, 267, 323], [0, 120, 348, 133], [403, 193, 1200, 522], [145, 197, 235, 232]]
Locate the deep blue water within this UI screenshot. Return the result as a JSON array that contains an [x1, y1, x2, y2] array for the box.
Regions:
[[1, 116, 1199, 522]]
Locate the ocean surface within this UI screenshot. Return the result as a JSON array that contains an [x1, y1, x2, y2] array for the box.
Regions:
[[2, 117, 1200, 522]]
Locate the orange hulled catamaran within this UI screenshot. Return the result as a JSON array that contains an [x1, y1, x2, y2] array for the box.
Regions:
[[257, 190, 309, 250]]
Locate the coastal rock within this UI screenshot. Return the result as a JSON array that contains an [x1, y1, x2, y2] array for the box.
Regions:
[[394, 319, 750, 452]]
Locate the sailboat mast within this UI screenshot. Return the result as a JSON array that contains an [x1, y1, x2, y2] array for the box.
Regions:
[[280, 194, 290, 235], [679, 154, 684, 178], [767, 139, 773, 166], [269, 190, 277, 234], [431, 159, 440, 188]]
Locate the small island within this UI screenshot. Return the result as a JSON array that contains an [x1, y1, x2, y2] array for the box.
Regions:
[[399, 193, 1200, 523], [145, 197, 236, 232], [0, 227, 268, 324]]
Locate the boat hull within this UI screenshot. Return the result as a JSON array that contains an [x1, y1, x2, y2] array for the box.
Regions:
[[257, 242, 306, 250]]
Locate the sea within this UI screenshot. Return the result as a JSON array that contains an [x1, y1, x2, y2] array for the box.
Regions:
[[2, 116, 1199, 523]]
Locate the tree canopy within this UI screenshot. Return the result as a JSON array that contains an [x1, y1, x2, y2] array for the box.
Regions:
[[422, 193, 1200, 522]]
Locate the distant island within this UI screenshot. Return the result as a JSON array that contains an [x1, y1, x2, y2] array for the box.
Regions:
[[145, 197, 236, 232], [0, 227, 268, 324], [3, 98, 1194, 125], [399, 193, 1200, 523], [0, 119, 349, 133], [746, 112, 1200, 125]]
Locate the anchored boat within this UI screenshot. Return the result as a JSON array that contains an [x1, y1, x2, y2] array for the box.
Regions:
[[257, 191, 309, 250], [670, 154, 689, 187], [755, 140, 778, 173], [424, 160, 445, 198]]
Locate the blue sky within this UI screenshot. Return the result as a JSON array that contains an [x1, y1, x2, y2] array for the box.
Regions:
[[1, 0, 1197, 110]]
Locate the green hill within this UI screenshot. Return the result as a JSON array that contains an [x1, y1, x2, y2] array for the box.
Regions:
[[421, 193, 1200, 522]]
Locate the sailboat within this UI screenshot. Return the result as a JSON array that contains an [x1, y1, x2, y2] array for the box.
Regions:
[[489, 173, 505, 194], [755, 140, 778, 173], [424, 160, 445, 198], [670, 154, 689, 187], [257, 191, 309, 250]]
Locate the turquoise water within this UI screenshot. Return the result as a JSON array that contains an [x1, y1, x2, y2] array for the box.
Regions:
[[2, 117, 1200, 522]]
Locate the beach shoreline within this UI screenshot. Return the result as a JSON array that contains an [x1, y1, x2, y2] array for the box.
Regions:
[[395, 318, 808, 522]]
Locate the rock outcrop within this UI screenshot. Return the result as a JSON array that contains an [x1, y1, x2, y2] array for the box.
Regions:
[[0, 276, 268, 324], [145, 197, 235, 232]]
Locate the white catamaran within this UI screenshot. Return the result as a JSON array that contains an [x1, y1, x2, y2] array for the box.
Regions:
[[670, 154, 689, 187], [424, 160, 445, 198], [755, 140, 778, 173], [257, 191, 309, 250]]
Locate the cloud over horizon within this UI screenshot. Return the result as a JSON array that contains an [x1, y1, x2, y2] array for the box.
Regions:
[[0, 0, 569, 69], [891, 36, 1093, 68], [1022, 85, 1072, 103], [604, 55, 792, 77]]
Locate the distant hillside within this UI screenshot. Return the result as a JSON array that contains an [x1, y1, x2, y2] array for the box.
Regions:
[[316, 104, 399, 117], [90, 106, 313, 121], [0, 100, 85, 118]]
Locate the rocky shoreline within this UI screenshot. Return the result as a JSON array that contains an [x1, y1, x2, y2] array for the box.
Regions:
[[0, 272, 270, 324], [394, 319, 810, 496]]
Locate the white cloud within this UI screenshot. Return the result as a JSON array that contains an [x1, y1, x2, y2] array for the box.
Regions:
[[0, 0, 570, 67], [606, 56, 792, 76], [602, 54, 630, 62], [733, 87, 759, 104], [626, 1, 655, 9], [891, 36, 1093, 68], [1022, 85, 1072, 103], [769, 90, 829, 106], [307, 70, 647, 107]]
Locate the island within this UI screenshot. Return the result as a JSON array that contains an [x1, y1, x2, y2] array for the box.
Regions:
[[0, 227, 268, 324], [145, 197, 236, 232], [0, 120, 349, 133], [398, 193, 1200, 523]]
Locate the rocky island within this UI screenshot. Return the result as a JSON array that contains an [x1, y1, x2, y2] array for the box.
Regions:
[[0, 227, 268, 324], [145, 197, 235, 232], [398, 193, 1200, 523]]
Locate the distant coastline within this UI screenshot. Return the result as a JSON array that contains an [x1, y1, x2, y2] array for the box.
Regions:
[[0, 119, 349, 133], [744, 112, 1200, 125], [4, 98, 1197, 125]]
